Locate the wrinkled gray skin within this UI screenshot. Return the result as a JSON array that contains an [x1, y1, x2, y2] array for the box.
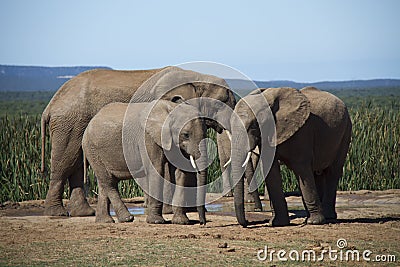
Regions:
[[41, 66, 234, 217], [231, 87, 352, 227], [82, 100, 207, 224]]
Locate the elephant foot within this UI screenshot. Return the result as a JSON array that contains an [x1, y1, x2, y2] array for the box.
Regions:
[[172, 213, 190, 225], [306, 213, 326, 225], [43, 204, 68, 216], [68, 188, 96, 217], [323, 210, 337, 221], [269, 214, 290, 227], [95, 215, 115, 223], [118, 214, 134, 223], [69, 203, 95, 217], [146, 214, 166, 224], [162, 204, 173, 214]]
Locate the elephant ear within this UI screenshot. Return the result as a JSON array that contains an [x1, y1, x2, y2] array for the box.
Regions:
[[141, 100, 175, 151], [262, 87, 310, 145]]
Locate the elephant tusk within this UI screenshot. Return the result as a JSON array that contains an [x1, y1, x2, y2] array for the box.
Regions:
[[190, 155, 199, 172], [226, 130, 232, 141], [241, 151, 252, 168], [223, 158, 231, 168]]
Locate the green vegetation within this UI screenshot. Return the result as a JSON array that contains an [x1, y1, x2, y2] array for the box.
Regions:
[[0, 91, 55, 117], [1, 90, 399, 202]]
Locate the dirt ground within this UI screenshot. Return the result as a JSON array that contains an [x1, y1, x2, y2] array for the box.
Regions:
[[1, 190, 400, 266]]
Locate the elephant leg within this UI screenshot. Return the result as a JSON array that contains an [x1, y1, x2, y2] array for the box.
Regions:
[[162, 162, 174, 214], [265, 160, 289, 226], [293, 164, 325, 225], [44, 177, 68, 216], [44, 120, 87, 216], [245, 160, 263, 211], [146, 172, 165, 224], [143, 193, 148, 208], [244, 178, 254, 203], [322, 131, 351, 222], [222, 165, 233, 197], [107, 180, 134, 223], [146, 195, 165, 224], [171, 170, 190, 225], [68, 161, 95, 217], [320, 168, 339, 221], [44, 135, 71, 216], [95, 184, 114, 223], [314, 171, 325, 204]]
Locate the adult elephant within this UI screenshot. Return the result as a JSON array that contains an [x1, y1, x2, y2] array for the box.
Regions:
[[230, 87, 352, 227], [41, 66, 235, 217]]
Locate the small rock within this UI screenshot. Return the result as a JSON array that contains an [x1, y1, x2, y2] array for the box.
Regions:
[[213, 234, 222, 239], [227, 248, 235, 252], [187, 234, 196, 239], [218, 242, 228, 248]]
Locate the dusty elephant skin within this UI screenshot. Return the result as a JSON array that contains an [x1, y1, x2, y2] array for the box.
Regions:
[[82, 100, 208, 224], [231, 87, 352, 227], [41, 66, 235, 217]]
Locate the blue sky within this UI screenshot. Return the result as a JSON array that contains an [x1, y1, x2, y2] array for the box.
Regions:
[[1, 0, 399, 82]]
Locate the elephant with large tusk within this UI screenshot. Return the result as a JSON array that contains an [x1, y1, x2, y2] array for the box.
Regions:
[[230, 87, 352, 227]]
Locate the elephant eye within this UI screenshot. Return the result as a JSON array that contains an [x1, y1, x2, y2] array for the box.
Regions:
[[182, 132, 190, 139]]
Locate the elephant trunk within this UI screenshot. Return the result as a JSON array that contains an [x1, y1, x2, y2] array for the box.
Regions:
[[230, 116, 251, 227], [195, 135, 208, 225], [196, 169, 207, 225]]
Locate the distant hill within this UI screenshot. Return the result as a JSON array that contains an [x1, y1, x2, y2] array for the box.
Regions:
[[227, 78, 400, 97], [0, 65, 111, 91], [1, 65, 400, 95]]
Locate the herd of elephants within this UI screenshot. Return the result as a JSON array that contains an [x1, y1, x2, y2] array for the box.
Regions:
[[40, 66, 352, 228]]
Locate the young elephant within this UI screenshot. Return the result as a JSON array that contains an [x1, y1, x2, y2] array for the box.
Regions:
[[82, 100, 207, 224]]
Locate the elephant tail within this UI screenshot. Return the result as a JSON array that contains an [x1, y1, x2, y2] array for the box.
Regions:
[[83, 150, 88, 185], [41, 110, 50, 174]]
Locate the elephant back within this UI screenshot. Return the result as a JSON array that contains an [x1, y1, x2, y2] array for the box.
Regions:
[[300, 87, 349, 129]]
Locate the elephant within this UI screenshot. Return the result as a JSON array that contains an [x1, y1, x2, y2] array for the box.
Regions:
[[41, 66, 235, 217], [230, 87, 352, 227], [82, 100, 208, 224]]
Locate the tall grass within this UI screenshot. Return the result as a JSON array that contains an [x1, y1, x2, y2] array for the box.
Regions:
[[339, 100, 400, 190], [1, 115, 49, 202], [1, 99, 399, 202]]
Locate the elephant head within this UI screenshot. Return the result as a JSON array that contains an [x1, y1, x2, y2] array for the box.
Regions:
[[192, 73, 236, 133], [140, 100, 208, 224], [134, 68, 236, 134], [230, 87, 310, 226]]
